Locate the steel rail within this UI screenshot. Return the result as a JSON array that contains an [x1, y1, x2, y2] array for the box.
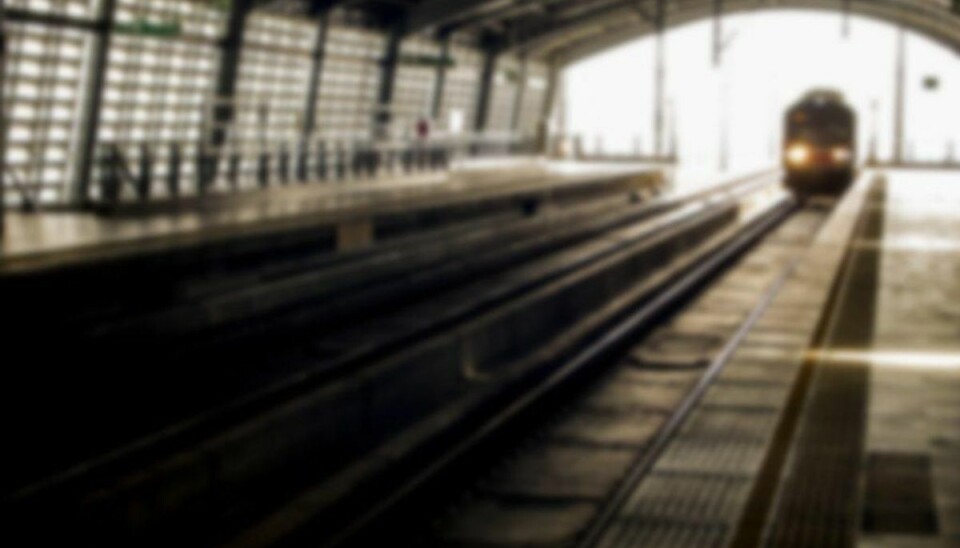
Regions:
[[324, 190, 796, 547], [577, 212, 806, 547], [10, 172, 779, 507]]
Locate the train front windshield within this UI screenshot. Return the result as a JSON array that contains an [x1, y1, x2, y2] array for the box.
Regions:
[[786, 109, 854, 147], [783, 91, 857, 198]]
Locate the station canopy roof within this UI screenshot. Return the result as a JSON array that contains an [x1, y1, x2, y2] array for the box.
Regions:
[[256, 0, 960, 66]]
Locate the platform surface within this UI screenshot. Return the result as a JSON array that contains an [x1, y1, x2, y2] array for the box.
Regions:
[[859, 170, 960, 546], [0, 159, 656, 272], [597, 169, 960, 547], [0, 159, 773, 274]]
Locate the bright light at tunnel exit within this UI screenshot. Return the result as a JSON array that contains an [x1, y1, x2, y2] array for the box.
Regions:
[[562, 11, 960, 170]]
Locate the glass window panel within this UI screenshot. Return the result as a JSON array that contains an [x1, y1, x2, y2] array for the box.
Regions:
[[313, 26, 383, 142], [392, 36, 438, 139], [229, 13, 316, 188], [96, 0, 224, 199], [487, 56, 520, 134], [3, 22, 89, 205], [439, 44, 480, 135]]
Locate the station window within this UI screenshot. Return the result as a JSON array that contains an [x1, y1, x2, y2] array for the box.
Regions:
[[393, 36, 439, 139], [312, 26, 383, 142], [487, 56, 521, 134], [96, 0, 224, 199], [5, 0, 96, 18], [439, 44, 481, 135], [518, 63, 549, 136], [230, 14, 316, 188], [3, 21, 90, 205]]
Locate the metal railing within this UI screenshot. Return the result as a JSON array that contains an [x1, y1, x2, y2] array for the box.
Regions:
[[91, 133, 539, 210]]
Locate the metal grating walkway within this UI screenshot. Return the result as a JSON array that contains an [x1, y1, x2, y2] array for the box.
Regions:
[[593, 177, 875, 548]]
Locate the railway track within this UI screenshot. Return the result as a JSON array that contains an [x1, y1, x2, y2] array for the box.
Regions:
[[289, 193, 832, 548], [4, 171, 786, 545], [4, 172, 762, 491]]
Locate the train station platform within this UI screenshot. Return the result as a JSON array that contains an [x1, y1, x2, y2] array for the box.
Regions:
[[15, 163, 950, 546], [596, 170, 960, 547], [0, 160, 663, 274]]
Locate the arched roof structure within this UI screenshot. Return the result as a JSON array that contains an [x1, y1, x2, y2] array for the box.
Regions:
[[262, 0, 960, 66]]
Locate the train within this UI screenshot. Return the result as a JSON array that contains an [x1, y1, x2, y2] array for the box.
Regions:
[[782, 89, 857, 198]]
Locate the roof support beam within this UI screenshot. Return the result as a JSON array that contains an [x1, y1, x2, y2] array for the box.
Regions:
[[1, 0, 7, 230], [632, 0, 656, 24], [536, 62, 559, 154], [474, 47, 499, 132], [375, 24, 404, 139], [253, 0, 349, 15], [653, 0, 665, 155], [842, 0, 851, 36], [511, 57, 528, 131], [552, 0, 960, 67], [302, 13, 330, 139], [509, 1, 635, 56], [296, 0, 347, 140], [407, 0, 511, 35], [713, 0, 722, 66], [210, 0, 255, 152], [4, 8, 97, 31], [541, 62, 559, 125], [70, 0, 116, 207], [893, 25, 906, 164], [432, 33, 451, 119], [305, 0, 352, 15], [438, 1, 551, 35]]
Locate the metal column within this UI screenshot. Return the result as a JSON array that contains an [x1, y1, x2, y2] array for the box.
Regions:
[[535, 63, 560, 155], [893, 26, 906, 164], [541, 63, 559, 127], [842, 0, 851, 37], [712, 0, 723, 66], [474, 47, 498, 132], [210, 0, 254, 152], [653, 0, 666, 156], [375, 24, 403, 140], [510, 57, 528, 132], [431, 33, 450, 120], [0, 0, 6, 232], [719, 78, 728, 171], [70, 0, 116, 207], [302, 13, 330, 139], [555, 67, 568, 144]]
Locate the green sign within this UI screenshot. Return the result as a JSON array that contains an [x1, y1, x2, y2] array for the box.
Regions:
[[502, 68, 521, 83], [115, 19, 182, 38], [398, 54, 456, 68]]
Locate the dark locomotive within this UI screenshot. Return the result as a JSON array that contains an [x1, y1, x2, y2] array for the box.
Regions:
[[783, 89, 857, 198]]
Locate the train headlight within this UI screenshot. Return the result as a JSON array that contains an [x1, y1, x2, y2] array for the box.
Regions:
[[831, 146, 852, 163], [786, 144, 810, 166]]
